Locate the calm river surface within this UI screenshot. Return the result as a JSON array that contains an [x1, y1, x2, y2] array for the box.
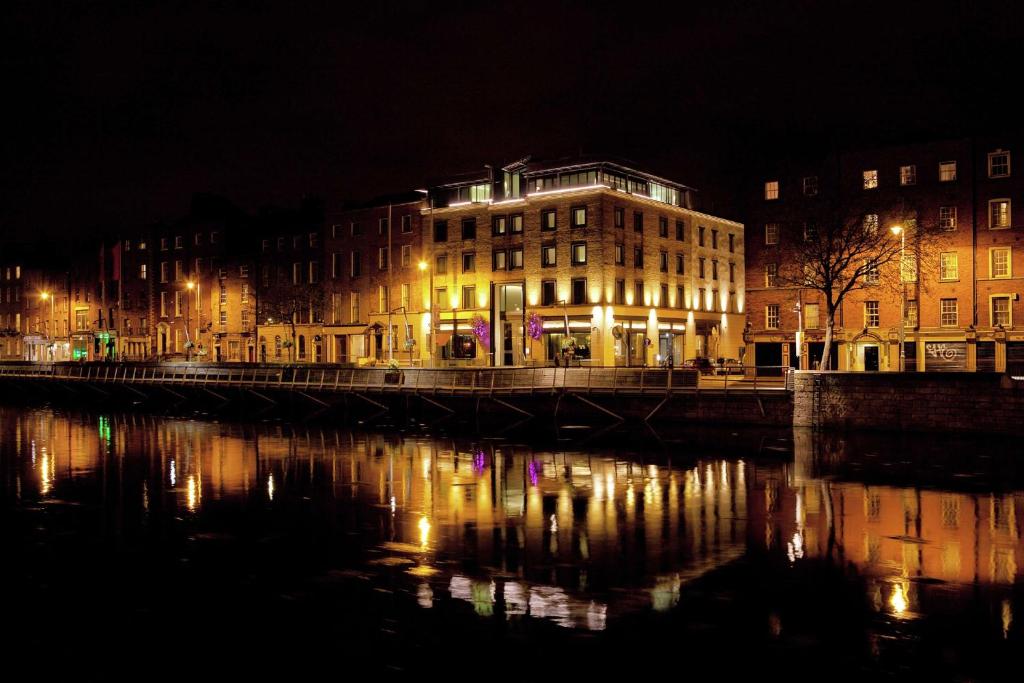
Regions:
[[1, 406, 1021, 680]]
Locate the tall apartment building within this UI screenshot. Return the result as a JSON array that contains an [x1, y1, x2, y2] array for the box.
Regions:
[[745, 137, 1023, 372]]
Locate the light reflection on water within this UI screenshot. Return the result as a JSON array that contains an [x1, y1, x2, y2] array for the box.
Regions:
[[1, 407, 1022, 647]]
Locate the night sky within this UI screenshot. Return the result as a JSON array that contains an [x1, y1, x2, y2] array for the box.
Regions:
[[1, 0, 1019, 244]]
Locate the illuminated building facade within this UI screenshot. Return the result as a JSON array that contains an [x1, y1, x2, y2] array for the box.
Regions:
[[745, 137, 1024, 372]]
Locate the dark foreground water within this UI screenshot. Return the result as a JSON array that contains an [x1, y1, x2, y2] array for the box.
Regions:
[[1, 407, 1021, 681]]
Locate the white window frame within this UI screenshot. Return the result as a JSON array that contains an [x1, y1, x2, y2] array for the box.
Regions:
[[990, 295, 1012, 327], [989, 199, 1011, 229], [864, 301, 879, 328], [939, 160, 957, 182], [939, 252, 959, 281], [899, 165, 916, 186], [765, 263, 778, 288], [988, 150, 1010, 178], [802, 176, 818, 196], [939, 206, 957, 231], [766, 304, 780, 329], [863, 169, 878, 189], [764, 223, 779, 245], [764, 181, 779, 200], [990, 247, 1011, 279], [940, 298, 958, 327]]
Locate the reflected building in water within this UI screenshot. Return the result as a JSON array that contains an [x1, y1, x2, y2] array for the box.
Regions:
[[2, 408, 1020, 634]]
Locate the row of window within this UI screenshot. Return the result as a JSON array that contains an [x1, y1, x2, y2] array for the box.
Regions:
[[764, 151, 1012, 200], [330, 216, 415, 239], [156, 261, 252, 283], [261, 233, 322, 252], [764, 297, 1013, 330], [158, 233, 220, 251], [3, 267, 22, 280]]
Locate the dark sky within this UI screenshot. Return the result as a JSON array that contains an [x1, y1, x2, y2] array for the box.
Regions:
[[1, 0, 1019, 243]]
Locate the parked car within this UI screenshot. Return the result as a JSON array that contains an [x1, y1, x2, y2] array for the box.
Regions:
[[715, 358, 745, 375], [683, 357, 715, 375]]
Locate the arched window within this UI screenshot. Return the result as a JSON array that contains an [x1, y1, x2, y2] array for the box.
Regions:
[[298, 335, 306, 360]]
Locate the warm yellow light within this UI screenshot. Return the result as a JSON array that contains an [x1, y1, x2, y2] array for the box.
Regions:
[[40, 292, 50, 301], [418, 261, 428, 271], [890, 582, 908, 615], [418, 516, 431, 547], [186, 281, 195, 290], [890, 225, 903, 236]]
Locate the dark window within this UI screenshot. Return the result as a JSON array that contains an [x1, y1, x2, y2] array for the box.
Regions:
[[675, 220, 685, 241], [675, 253, 684, 274], [541, 209, 557, 231], [633, 211, 643, 232], [435, 254, 447, 275], [729, 263, 735, 283], [711, 229, 718, 249], [492, 215, 507, 236], [351, 252, 362, 277], [401, 215, 413, 233], [615, 244, 625, 265], [615, 279, 626, 305], [699, 257, 706, 279], [676, 286, 684, 309], [542, 280, 557, 306], [698, 226, 705, 246], [571, 278, 587, 305], [633, 247, 643, 268], [659, 251, 668, 272], [728, 233, 735, 252], [712, 260, 719, 280], [614, 207, 625, 228], [634, 281, 644, 305], [661, 284, 669, 306], [461, 218, 476, 240], [462, 252, 476, 273], [433, 220, 448, 242], [658, 217, 668, 238]]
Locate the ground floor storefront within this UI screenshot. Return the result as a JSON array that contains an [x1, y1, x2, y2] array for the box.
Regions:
[[748, 327, 1024, 372]]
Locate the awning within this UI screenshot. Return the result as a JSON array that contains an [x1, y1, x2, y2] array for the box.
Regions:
[[434, 331, 453, 346]]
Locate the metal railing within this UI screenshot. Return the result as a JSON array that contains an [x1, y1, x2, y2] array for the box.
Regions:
[[0, 362, 793, 395]]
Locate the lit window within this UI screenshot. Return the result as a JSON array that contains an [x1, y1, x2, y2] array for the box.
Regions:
[[901, 253, 917, 283], [492, 250, 507, 271], [571, 207, 587, 228], [863, 214, 879, 234], [614, 243, 625, 266], [864, 301, 879, 327], [865, 260, 879, 285], [764, 181, 779, 200], [571, 242, 587, 265], [904, 300, 918, 327], [939, 161, 957, 182], [899, 165, 916, 186], [509, 248, 523, 269], [863, 170, 878, 189], [492, 215, 507, 236], [992, 296, 1011, 327], [764, 223, 779, 245], [989, 199, 1011, 229], [802, 176, 818, 196], [804, 303, 820, 329], [988, 150, 1010, 178], [940, 298, 958, 327], [541, 209, 556, 231], [659, 251, 668, 272], [766, 304, 780, 329], [991, 247, 1011, 278], [510, 214, 523, 234], [542, 245, 557, 267], [939, 252, 958, 280], [462, 252, 476, 273], [939, 206, 957, 230]]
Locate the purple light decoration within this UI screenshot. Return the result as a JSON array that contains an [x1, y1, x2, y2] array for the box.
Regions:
[[527, 312, 543, 341], [473, 450, 486, 474], [470, 314, 490, 348], [528, 460, 540, 486]]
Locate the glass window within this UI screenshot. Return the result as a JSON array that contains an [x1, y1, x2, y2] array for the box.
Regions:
[[802, 176, 818, 196], [541, 280, 556, 306], [492, 215, 507, 236], [939, 161, 957, 182], [764, 181, 779, 200], [435, 254, 447, 275], [541, 209, 556, 231], [991, 247, 1011, 278], [765, 263, 777, 287], [766, 304, 780, 329], [865, 260, 879, 285], [542, 245, 557, 267], [571, 242, 587, 265], [939, 206, 957, 230], [676, 220, 685, 241], [633, 247, 643, 268], [675, 253, 684, 274], [989, 199, 1011, 229], [493, 250, 507, 271], [864, 301, 879, 327], [659, 251, 668, 272], [988, 151, 1010, 178], [571, 278, 587, 305], [940, 252, 958, 280], [900, 165, 916, 185], [992, 296, 1011, 327], [658, 216, 668, 238], [633, 211, 643, 232], [401, 215, 413, 233], [804, 303, 820, 329], [940, 298, 958, 327], [614, 207, 625, 228], [615, 244, 625, 266], [461, 218, 476, 240], [765, 223, 779, 245], [510, 214, 523, 233], [462, 285, 476, 308], [863, 214, 879, 234], [905, 300, 918, 327], [634, 281, 645, 305], [509, 248, 523, 269], [462, 252, 476, 273], [614, 279, 625, 305], [698, 226, 705, 246], [863, 170, 878, 189], [571, 206, 587, 228], [433, 220, 448, 242]]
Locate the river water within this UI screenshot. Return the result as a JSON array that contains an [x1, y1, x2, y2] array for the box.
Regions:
[[0, 406, 1020, 680]]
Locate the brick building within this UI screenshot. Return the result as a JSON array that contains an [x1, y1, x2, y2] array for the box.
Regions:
[[420, 157, 745, 367], [744, 137, 1024, 372]]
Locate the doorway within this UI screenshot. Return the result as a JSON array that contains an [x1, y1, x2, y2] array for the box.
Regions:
[[863, 345, 879, 371], [494, 283, 524, 367]]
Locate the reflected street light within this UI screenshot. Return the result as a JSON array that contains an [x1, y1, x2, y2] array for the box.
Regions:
[[890, 225, 906, 372], [185, 280, 196, 361], [419, 260, 434, 367]]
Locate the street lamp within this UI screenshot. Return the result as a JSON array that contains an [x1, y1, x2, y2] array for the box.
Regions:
[[40, 291, 54, 361], [185, 280, 196, 361], [419, 260, 434, 367], [890, 225, 906, 372]]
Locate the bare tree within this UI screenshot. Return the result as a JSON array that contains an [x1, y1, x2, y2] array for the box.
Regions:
[[775, 197, 947, 369], [256, 269, 324, 362]]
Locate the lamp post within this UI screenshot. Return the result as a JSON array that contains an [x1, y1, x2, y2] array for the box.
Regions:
[[419, 260, 434, 367], [40, 291, 54, 361], [185, 280, 196, 361], [890, 225, 906, 372]]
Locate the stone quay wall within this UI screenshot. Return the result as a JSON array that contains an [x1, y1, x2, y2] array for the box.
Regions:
[[793, 371, 1024, 436]]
